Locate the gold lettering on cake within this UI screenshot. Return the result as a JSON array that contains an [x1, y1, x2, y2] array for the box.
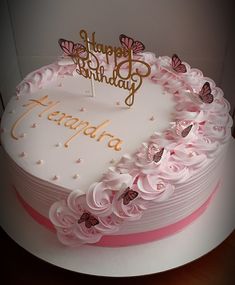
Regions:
[[11, 95, 50, 140], [38, 101, 60, 117], [97, 131, 114, 142], [12, 96, 124, 151], [64, 118, 80, 129], [48, 111, 61, 120], [83, 120, 110, 138], [54, 113, 73, 125], [108, 138, 123, 151], [64, 120, 110, 148]]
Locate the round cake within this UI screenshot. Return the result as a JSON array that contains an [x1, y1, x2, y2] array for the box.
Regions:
[[0, 45, 233, 247]]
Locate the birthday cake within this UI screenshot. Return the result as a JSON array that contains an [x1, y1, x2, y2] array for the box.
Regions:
[[0, 30, 233, 247]]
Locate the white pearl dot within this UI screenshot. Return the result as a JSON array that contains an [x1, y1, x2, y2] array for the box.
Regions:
[[31, 123, 37, 128], [55, 142, 62, 147], [20, 152, 27, 157], [36, 160, 43, 165], [73, 174, 80, 179], [80, 107, 86, 112], [53, 175, 59, 181]]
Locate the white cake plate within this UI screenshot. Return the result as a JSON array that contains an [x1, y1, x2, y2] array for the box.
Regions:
[[0, 140, 235, 277]]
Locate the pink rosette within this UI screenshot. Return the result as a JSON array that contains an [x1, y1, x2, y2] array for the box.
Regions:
[[171, 143, 207, 169], [207, 112, 233, 128], [49, 193, 101, 246], [135, 141, 170, 173], [212, 88, 231, 114], [116, 154, 139, 176], [203, 121, 231, 143], [184, 68, 203, 89], [166, 120, 199, 143], [102, 168, 134, 189], [112, 184, 147, 221], [174, 101, 207, 123], [86, 182, 113, 216], [190, 136, 220, 158], [49, 191, 120, 246], [157, 157, 190, 184], [137, 174, 175, 202]]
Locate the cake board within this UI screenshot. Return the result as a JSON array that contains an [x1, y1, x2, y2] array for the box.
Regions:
[[0, 139, 234, 277]]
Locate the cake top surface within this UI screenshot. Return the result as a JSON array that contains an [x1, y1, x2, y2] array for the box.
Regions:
[[1, 58, 174, 191]]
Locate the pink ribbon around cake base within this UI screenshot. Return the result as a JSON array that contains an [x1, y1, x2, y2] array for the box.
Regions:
[[14, 182, 219, 247]]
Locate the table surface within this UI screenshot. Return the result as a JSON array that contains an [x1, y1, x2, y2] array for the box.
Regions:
[[1, 227, 234, 284]]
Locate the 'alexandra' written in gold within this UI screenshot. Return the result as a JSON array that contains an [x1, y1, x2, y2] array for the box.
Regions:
[[11, 95, 124, 151]]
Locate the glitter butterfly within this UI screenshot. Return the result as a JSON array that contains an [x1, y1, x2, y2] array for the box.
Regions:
[[198, 82, 214, 104], [77, 212, 99, 228], [118, 187, 138, 205], [171, 54, 187, 73], [58, 38, 86, 57], [119, 34, 145, 54], [181, 124, 193, 137], [147, 144, 164, 163]]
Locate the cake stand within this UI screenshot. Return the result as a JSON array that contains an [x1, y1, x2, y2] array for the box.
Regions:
[[0, 139, 234, 277]]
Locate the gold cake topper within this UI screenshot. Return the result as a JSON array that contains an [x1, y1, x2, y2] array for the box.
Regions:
[[58, 29, 151, 107]]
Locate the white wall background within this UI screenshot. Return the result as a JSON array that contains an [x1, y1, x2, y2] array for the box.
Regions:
[[1, 0, 234, 115]]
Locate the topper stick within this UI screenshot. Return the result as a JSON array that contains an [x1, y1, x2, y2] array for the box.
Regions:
[[127, 49, 133, 107], [87, 37, 95, 97]]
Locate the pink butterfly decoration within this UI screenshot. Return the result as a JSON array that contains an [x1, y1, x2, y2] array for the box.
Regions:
[[119, 34, 145, 54], [199, 82, 214, 104], [171, 54, 187, 73], [181, 124, 193, 138], [118, 187, 138, 205], [77, 212, 99, 228], [147, 144, 164, 163], [58, 38, 86, 57]]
